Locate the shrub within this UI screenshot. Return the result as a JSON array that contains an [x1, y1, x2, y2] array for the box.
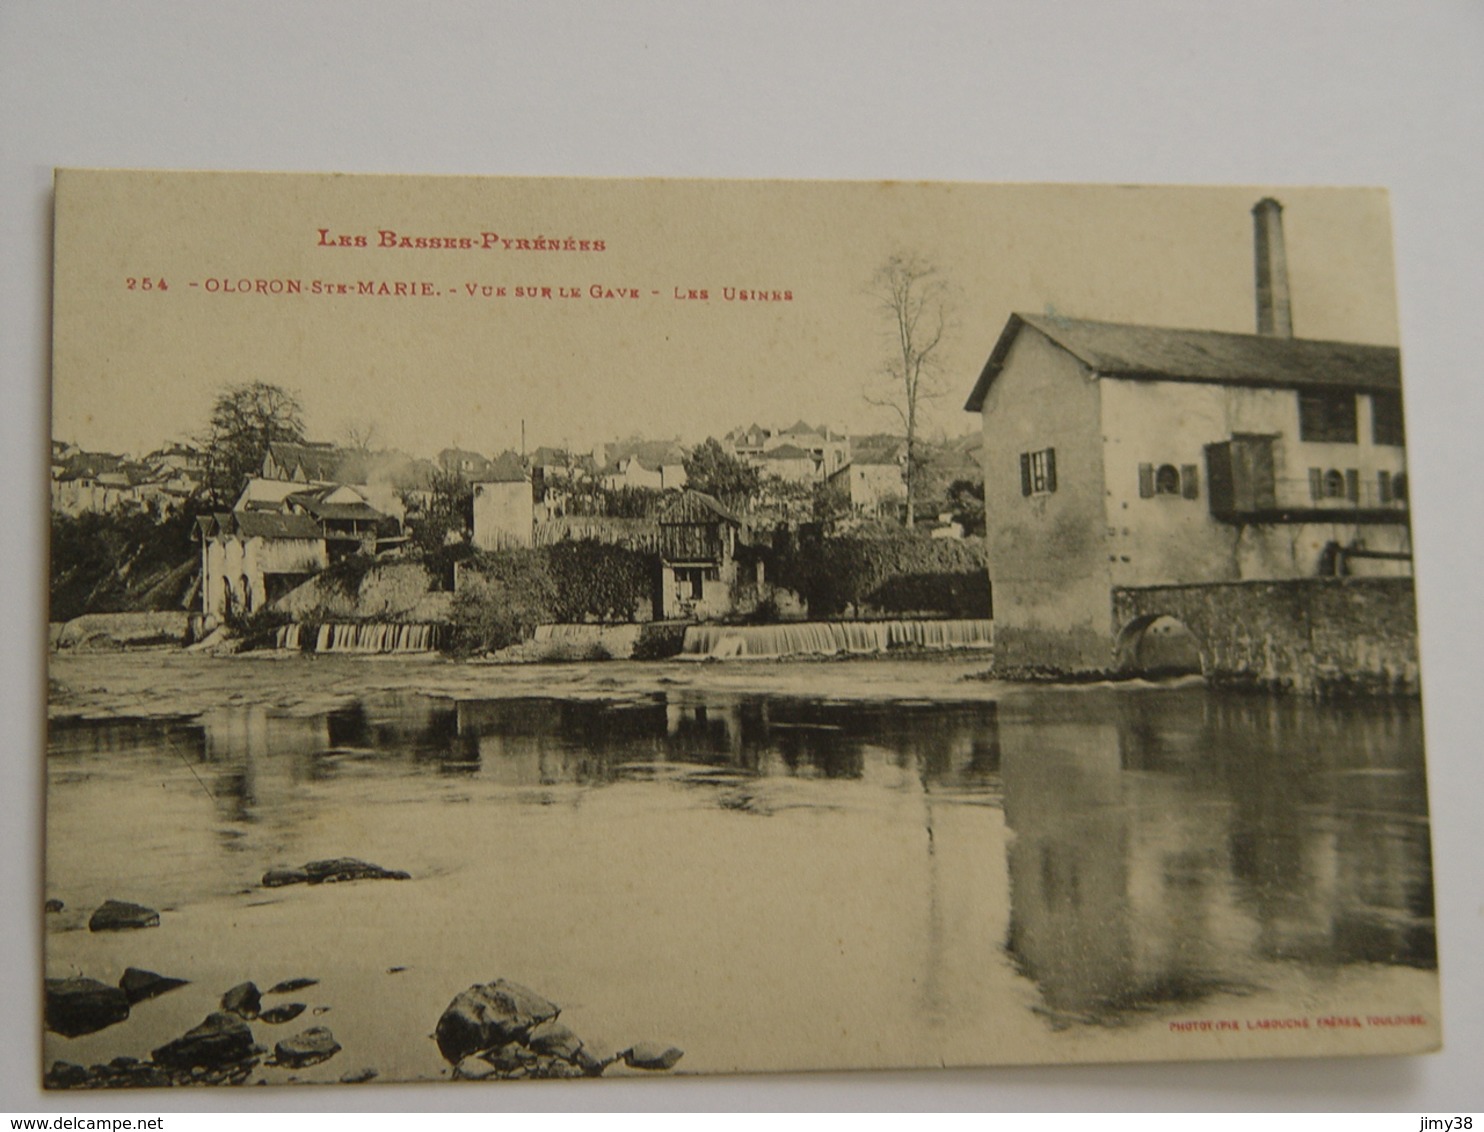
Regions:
[[772, 532, 988, 618], [449, 541, 659, 654]]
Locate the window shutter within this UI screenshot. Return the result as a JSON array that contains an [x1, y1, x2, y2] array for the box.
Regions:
[[1044, 448, 1057, 493], [1138, 463, 1154, 498], [1308, 467, 1323, 501], [1345, 469, 1360, 503], [1020, 453, 1032, 497], [1378, 470, 1393, 504], [1181, 464, 1199, 499]]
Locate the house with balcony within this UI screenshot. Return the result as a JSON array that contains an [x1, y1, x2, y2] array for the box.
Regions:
[[965, 200, 1409, 672]]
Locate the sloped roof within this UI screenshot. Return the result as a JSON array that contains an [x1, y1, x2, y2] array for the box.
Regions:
[[765, 444, 814, 461], [604, 438, 686, 472], [197, 511, 322, 541], [55, 451, 126, 481], [473, 451, 529, 483], [287, 489, 385, 522], [657, 490, 742, 526], [265, 442, 344, 482], [964, 313, 1402, 412]]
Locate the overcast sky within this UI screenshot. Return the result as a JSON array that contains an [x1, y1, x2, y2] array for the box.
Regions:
[[51, 172, 1398, 461]]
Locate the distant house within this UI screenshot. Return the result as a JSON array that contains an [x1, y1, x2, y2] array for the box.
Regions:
[[725, 421, 851, 481], [965, 203, 1409, 671], [194, 511, 327, 620], [471, 451, 535, 550], [599, 439, 688, 492], [657, 490, 752, 620], [760, 443, 817, 484], [261, 441, 344, 483], [51, 451, 164, 515], [438, 447, 498, 481], [256, 441, 409, 524], [827, 440, 906, 516], [282, 483, 399, 560]]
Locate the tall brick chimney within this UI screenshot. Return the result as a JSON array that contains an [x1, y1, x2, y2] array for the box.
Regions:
[[1252, 197, 1293, 337]]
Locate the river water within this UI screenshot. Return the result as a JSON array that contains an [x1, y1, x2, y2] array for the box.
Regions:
[[44, 655, 1440, 1083]]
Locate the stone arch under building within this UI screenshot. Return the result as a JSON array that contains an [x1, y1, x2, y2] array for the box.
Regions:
[[1114, 613, 1205, 677]]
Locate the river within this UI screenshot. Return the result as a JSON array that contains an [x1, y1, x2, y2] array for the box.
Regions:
[[44, 653, 1440, 1084]]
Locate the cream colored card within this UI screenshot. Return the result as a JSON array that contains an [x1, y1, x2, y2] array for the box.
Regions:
[[46, 170, 1437, 1088]]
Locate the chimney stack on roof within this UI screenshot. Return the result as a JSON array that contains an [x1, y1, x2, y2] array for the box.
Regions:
[[1252, 197, 1293, 338]]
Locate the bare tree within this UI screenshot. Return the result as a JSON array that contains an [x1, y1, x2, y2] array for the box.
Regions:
[[867, 254, 951, 528], [341, 418, 379, 453]]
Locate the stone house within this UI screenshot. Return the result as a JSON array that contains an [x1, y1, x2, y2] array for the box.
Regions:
[[194, 511, 327, 620], [964, 199, 1409, 672], [471, 451, 535, 550]]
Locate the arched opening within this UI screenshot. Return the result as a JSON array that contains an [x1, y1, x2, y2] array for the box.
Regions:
[[1116, 614, 1204, 678], [1154, 464, 1181, 495]]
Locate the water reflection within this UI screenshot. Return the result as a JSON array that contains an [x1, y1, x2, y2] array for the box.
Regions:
[[48, 683, 1434, 1033], [1000, 689, 1434, 1025]]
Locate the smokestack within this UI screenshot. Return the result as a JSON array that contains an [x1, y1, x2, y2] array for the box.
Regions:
[[1252, 197, 1293, 337]]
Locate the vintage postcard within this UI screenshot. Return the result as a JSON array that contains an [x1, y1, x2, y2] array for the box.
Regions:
[[45, 170, 1439, 1088]]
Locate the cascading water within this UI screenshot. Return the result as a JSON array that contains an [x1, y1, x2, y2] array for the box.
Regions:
[[681, 619, 992, 659], [276, 622, 442, 653]]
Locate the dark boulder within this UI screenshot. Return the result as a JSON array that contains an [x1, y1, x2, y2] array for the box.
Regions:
[[273, 1026, 341, 1068], [119, 967, 188, 1004], [303, 858, 410, 884], [151, 1012, 257, 1069], [622, 1042, 685, 1071], [259, 1002, 306, 1024], [434, 979, 560, 1064], [262, 868, 309, 888], [88, 899, 159, 932], [340, 1067, 378, 1084], [44, 1061, 90, 1089], [573, 1045, 611, 1077], [266, 977, 319, 994], [527, 1018, 583, 1061], [44, 899, 64, 913], [221, 981, 262, 1019], [45, 977, 130, 1037]]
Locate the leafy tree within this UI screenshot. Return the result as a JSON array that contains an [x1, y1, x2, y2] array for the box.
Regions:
[[946, 478, 986, 537], [867, 255, 953, 528], [201, 382, 307, 504], [411, 469, 473, 549], [683, 437, 761, 507]]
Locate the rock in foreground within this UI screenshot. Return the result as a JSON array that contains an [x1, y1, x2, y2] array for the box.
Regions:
[[151, 1012, 257, 1069], [623, 1043, 685, 1071], [88, 899, 159, 932], [119, 967, 188, 1004], [221, 981, 262, 1019], [435, 979, 559, 1064], [273, 1026, 341, 1068], [261, 859, 410, 887], [436, 978, 676, 1081], [45, 977, 130, 1037]]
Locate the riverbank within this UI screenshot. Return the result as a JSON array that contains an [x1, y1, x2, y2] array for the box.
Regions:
[[48, 650, 1034, 723]]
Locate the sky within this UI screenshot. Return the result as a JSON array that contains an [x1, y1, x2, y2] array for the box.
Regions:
[[50, 173, 1400, 462]]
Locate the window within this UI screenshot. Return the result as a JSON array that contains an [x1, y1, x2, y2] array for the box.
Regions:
[[1138, 462, 1200, 500], [674, 567, 705, 601], [1298, 389, 1358, 443], [1019, 448, 1057, 496], [1372, 392, 1405, 446], [1309, 467, 1360, 502]]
